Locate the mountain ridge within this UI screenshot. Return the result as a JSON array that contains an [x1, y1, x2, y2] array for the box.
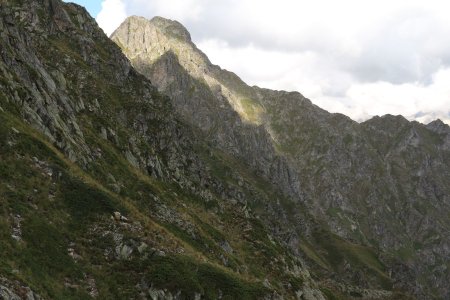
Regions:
[[112, 15, 450, 299], [117, 16, 448, 127]]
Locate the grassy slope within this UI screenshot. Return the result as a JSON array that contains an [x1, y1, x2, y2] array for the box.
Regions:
[[0, 107, 272, 299], [1, 88, 402, 299]]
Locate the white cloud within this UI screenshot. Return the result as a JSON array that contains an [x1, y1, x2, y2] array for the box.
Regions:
[[96, 0, 127, 36], [342, 69, 450, 124], [128, 0, 205, 23], [96, 0, 450, 124]]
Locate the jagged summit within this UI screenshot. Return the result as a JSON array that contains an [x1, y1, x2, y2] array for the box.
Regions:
[[112, 15, 192, 45], [427, 118, 447, 128], [427, 118, 450, 134], [363, 114, 410, 127], [149, 16, 192, 41], [112, 16, 260, 124]]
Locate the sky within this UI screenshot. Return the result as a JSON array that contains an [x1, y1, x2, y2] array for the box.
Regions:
[[64, 0, 102, 17], [66, 0, 450, 124]]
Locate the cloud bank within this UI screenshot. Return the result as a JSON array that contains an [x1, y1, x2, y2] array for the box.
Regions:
[[97, 0, 450, 124]]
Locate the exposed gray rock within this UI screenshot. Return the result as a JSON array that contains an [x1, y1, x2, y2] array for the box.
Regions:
[[147, 287, 182, 300], [220, 240, 233, 254], [10, 214, 22, 241], [0, 277, 41, 300], [115, 243, 133, 260], [0, 285, 21, 300], [300, 288, 325, 300]]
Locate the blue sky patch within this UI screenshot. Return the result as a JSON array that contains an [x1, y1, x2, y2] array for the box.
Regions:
[[63, 0, 102, 18]]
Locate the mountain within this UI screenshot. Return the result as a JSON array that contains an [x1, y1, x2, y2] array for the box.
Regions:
[[0, 1, 308, 298], [112, 16, 450, 299], [0, 0, 448, 299]]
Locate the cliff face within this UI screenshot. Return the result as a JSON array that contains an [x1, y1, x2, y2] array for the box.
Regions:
[[112, 16, 450, 299], [111, 16, 303, 201]]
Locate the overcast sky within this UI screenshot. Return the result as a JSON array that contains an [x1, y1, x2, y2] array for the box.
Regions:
[[69, 0, 450, 124]]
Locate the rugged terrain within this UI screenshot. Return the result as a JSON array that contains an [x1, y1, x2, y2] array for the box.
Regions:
[[112, 16, 450, 299], [0, 0, 448, 299]]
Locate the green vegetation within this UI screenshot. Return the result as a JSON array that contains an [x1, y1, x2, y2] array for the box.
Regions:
[[0, 96, 275, 299], [240, 98, 264, 124], [305, 229, 392, 290], [320, 287, 346, 300], [0, 115, 278, 299], [60, 175, 120, 223], [145, 255, 268, 299]]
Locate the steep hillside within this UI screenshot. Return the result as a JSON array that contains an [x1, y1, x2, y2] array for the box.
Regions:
[[112, 16, 450, 299], [0, 0, 415, 299], [0, 0, 317, 299]]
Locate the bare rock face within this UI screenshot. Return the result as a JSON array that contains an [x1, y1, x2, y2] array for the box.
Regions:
[[112, 16, 450, 299], [112, 15, 303, 204], [0, 277, 41, 300]]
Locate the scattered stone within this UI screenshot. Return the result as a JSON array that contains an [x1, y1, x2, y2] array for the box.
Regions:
[[220, 254, 228, 266], [263, 279, 272, 289], [125, 151, 139, 168], [113, 211, 130, 223], [137, 242, 148, 254], [64, 279, 80, 290], [301, 287, 326, 300], [68, 247, 82, 261], [116, 244, 133, 260], [10, 214, 22, 241], [145, 284, 184, 300], [0, 285, 21, 300], [86, 276, 98, 298], [220, 240, 233, 254], [113, 212, 121, 221], [148, 287, 163, 300], [0, 277, 41, 300]]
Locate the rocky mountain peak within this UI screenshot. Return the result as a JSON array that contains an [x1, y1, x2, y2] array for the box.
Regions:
[[111, 16, 265, 125], [114, 15, 192, 42], [427, 118, 450, 134], [111, 15, 217, 91], [149, 16, 192, 41]]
